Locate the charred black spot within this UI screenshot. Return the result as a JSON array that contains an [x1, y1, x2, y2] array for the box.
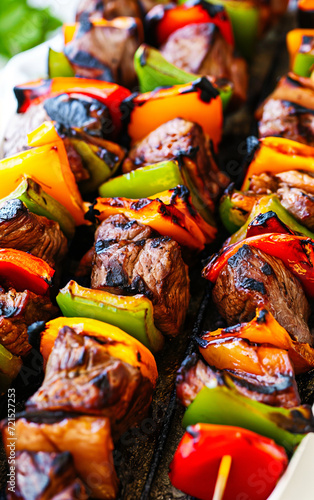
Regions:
[[176, 146, 200, 160], [250, 211, 277, 227], [95, 240, 117, 253], [84, 202, 100, 223], [14, 79, 51, 113], [261, 263, 273, 276], [159, 204, 171, 217], [0, 199, 26, 222], [228, 244, 252, 268], [223, 324, 242, 334], [137, 351, 141, 362], [133, 239, 146, 247], [256, 309, 269, 324], [229, 371, 293, 394], [16, 410, 80, 425], [139, 46, 148, 67], [194, 334, 209, 348], [96, 149, 119, 169], [180, 77, 219, 102], [170, 185, 197, 218], [150, 237, 171, 248], [240, 278, 266, 294], [106, 267, 129, 288], [27, 321, 46, 351], [130, 199, 151, 211], [113, 219, 136, 230]]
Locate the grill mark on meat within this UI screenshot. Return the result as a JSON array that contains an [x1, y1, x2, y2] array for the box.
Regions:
[[228, 244, 253, 268], [261, 263, 273, 275], [91, 214, 190, 336], [95, 239, 119, 253], [240, 277, 266, 294], [0, 200, 67, 267], [213, 246, 312, 345]]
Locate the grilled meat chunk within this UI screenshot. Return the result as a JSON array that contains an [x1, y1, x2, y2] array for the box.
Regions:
[[64, 17, 143, 87], [76, 0, 142, 20], [0, 199, 67, 267], [91, 214, 190, 336], [258, 99, 314, 145], [0, 288, 57, 356], [212, 245, 312, 345], [8, 451, 88, 500], [177, 353, 300, 409], [1, 412, 118, 500], [27, 326, 154, 438], [3, 102, 48, 158], [160, 23, 248, 105], [277, 185, 314, 231], [123, 118, 228, 209]]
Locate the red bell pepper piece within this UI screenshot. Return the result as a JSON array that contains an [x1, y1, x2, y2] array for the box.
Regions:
[[246, 211, 294, 238], [169, 423, 288, 500], [146, 1, 234, 46], [0, 249, 54, 295], [14, 78, 131, 135], [203, 233, 314, 297]]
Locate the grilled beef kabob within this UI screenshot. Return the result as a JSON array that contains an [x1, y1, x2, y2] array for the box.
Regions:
[[0, 1, 294, 499], [168, 10, 314, 500]]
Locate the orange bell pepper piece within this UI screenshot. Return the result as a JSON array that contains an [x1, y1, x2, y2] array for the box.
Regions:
[[203, 233, 314, 297], [63, 23, 78, 44], [198, 335, 294, 379], [205, 308, 314, 374], [287, 29, 314, 69], [242, 136, 314, 189], [152, 187, 217, 244], [0, 249, 54, 295], [41, 317, 158, 385], [0, 141, 85, 225], [91, 196, 205, 250], [125, 78, 223, 152]]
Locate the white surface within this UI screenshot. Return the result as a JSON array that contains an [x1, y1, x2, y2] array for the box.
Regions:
[[0, 19, 314, 500]]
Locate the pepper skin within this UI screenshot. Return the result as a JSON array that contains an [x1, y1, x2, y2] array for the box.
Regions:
[[201, 308, 314, 374], [0, 141, 85, 226], [287, 29, 314, 69], [90, 196, 207, 250], [134, 44, 233, 109], [56, 280, 164, 352], [145, 0, 234, 46], [227, 195, 314, 243], [40, 317, 158, 386], [203, 233, 314, 297], [48, 48, 75, 78], [14, 77, 131, 137], [0, 249, 54, 296], [123, 77, 223, 152], [99, 160, 183, 199], [169, 424, 288, 500], [181, 383, 314, 451], [242, 137, 314, 190]]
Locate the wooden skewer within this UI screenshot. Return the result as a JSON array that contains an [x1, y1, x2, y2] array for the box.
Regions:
[[212, 455, 232, 500]]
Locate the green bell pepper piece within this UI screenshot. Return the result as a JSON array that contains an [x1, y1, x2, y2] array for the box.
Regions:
[[48, 48, 75, 78], [70, 138, 125, 194], [229, 194, 314, 244], [99, 160, 183, 198], [293, 53, 314, 77], [219, 189, 250, 233], [56, 281, 164, 353], [179, 0, 259, 59], [182, 383, 313, 452], [134, 44, 233, 111], [0, 343, 22, 395], [0, 177, 75, 239]]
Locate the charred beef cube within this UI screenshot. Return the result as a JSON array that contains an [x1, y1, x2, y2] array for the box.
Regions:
[[212, 244, 312, 345], [0, 287, 57, 357], [44, 93, 113, 139], [76, 0, 142, 21], [1, 412, 118, 500], [8, 451, 89, 500], [258, 99, 314, 146], [123, 118, 228, 210], [91, 214, 190, 336], [176, 353, 300, 409], [27, 325, 155, 438], [160, 23, 248, 105], [277, 185, 314, 231], [0, 199, 67, 268], [64, 17, 143, 88]]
